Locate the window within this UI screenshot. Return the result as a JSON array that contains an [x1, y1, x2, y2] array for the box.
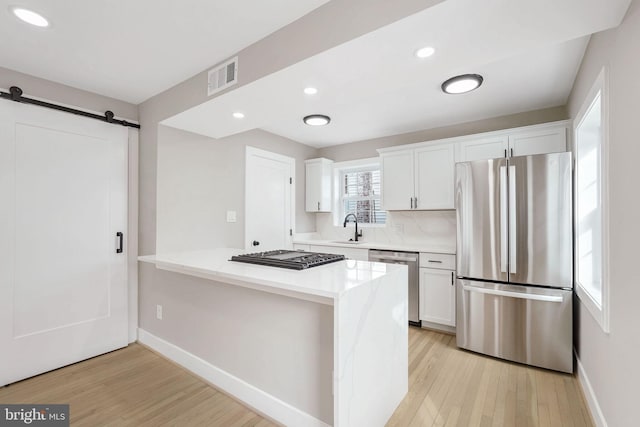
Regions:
[[339, 164, 386, 225], [574, 67, 609, 333]]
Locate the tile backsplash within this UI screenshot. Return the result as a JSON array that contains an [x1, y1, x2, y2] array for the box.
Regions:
[[314, 210, 456, 251]]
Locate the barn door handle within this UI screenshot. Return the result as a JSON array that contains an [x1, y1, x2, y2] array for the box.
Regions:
[[116, 232, 124, 253]]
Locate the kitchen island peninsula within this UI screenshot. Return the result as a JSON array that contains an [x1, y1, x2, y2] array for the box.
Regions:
[[139, 248, 408, 427]]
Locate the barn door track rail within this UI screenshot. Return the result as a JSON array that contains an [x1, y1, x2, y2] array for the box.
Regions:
[[0, 86, 140, 129]]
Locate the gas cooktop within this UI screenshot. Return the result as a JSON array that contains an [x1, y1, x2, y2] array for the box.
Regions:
[[230, 250, 345, 270]]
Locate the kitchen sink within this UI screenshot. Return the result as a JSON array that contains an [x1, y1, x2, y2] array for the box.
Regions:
[[330, 240, 364, 245]]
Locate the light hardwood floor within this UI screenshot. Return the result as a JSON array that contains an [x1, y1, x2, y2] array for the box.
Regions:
[[0, 328, 593, 427], [387, 328, 593, 427]]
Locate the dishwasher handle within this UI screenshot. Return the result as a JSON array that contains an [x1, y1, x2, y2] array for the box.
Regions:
[[371, 255, 418, 263]]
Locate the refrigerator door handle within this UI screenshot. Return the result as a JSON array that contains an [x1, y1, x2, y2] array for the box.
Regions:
[[508, 165, 517, 274], [500, 166, 508, 273], [461, 284, 563, 303]]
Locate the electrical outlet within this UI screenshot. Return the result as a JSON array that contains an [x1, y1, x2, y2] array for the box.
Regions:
[[393, 223, 404, 234], [156, 304, 163, 320], [226, 210, 237, 223]]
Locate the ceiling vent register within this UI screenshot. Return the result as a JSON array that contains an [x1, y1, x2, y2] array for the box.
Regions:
[[207, 56, 238, 96]]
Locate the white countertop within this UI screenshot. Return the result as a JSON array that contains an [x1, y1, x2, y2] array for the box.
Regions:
[[293, 239, 456, 254], [138, 248, 406, 302]]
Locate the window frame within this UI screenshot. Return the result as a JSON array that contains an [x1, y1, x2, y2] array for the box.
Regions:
[[332, 158, 386, 228], [573, 67, 610, 333]]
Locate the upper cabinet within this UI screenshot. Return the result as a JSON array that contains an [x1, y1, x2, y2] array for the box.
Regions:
[[458, 135, 509, 162], [414, 144, 456, 209], [508, 126, 566, 157], [458, 122, 567, 162], [305, 158, 333, 212], [380, 142, 456, 211], [378, 121, 568, 211], [380, 150, 414, 210]]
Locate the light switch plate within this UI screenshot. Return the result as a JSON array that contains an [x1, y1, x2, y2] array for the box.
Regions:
[[226, 210, 237, 223]]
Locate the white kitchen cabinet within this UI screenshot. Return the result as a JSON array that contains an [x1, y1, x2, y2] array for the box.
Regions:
[[380, 150, 414, 210], [419, 253, 456, 327], [305, 158, 333, 212], [414, 144, 456, 209], [457, 123, 567, 162], [458, 135, 509, 162], [308, 245, 369, 261], [509, 127, 566, 157], [380, 142, 455, 210]]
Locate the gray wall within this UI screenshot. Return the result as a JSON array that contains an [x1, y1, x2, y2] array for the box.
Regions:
[[318, 106, 567, 161], [0, 66, 138, 122], [156, 125, 317, 252], [566, 1, 640, 426]]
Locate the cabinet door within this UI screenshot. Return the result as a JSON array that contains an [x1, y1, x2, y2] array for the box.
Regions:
[[509, 127, 566, 157], [305, 160, 332, 212], [414, 144, 456, 209], [380, 150, 414, 210], [458, 136, 509, 162], [419, 268, 456, 326]]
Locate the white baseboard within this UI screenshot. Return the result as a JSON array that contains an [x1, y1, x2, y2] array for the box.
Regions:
[[137, 329, 329, 427], [575, 351, 607, 427]]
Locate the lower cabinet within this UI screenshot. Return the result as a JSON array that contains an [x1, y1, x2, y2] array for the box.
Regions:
[[307, 244, 369, 261], [419, 253, 456, 327]]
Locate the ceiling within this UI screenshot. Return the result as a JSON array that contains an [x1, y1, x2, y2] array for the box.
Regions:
[[0, 0, 329, 103], [163, 0, 631, 147], [0, 0, 631, 146]]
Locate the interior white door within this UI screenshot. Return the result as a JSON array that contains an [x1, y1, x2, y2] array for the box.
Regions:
[[245, 147, 294, 252], [0, 101, 128, 386]]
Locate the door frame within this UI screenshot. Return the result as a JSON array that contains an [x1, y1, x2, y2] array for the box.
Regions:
[[127, 128, 139, 343], [244, 146, 295, 251]]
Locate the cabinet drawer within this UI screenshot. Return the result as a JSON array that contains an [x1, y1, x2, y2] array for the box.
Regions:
[[419, 253, 455, 270]]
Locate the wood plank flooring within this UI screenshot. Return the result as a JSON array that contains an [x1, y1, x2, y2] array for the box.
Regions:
[[386, 328, 593, 427], [0, 344, 276, 427], [0, 327, 593, 427]]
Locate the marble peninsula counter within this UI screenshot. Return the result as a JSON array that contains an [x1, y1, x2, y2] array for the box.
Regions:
[[139, 249, 408, 427]]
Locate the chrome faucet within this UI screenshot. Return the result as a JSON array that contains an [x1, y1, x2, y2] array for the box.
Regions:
[[343, 213, 363, 242]]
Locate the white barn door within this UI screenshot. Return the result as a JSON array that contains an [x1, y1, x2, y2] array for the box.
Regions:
[[245, 147, 294, 252], [0, 101, 128, 386]]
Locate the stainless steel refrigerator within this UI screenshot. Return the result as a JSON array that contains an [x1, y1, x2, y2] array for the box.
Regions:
[[455, 152, 573, 373]]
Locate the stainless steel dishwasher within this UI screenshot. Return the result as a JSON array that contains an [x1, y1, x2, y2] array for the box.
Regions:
[[368, 249, 420, 326]]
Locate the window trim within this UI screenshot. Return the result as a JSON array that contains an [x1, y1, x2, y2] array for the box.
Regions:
[[573, 67, 610, 333], [332, 157, 386, 228]]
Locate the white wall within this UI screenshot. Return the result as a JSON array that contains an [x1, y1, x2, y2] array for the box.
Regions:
[[0, 66, 138, 122], [566, 2, 640, 426], [315, 211, 456, 251], [156, 125, 316, 253]]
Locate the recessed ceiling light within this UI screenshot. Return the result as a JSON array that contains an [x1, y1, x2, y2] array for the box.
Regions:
[[10, 6, 49, 28], [304, 87, 318, 95], [232, 112, 245, 119], [303, 114, 330, 126], [415, 46, 435, 59], [441, 74, 484, 94]]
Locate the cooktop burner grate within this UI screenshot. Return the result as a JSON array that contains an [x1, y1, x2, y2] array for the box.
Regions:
[[230, 250, 345, 270]]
